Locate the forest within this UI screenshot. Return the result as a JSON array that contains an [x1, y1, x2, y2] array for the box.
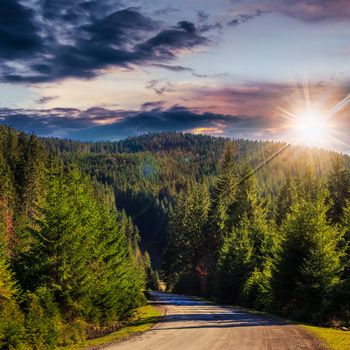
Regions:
[[0, 126, 157, 349], [1, 126, 350, 348]]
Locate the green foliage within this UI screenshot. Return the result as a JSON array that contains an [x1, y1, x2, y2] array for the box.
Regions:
[[327, 156, 350, 223], [164, 182, 210, 292], [0, 237, 27, 349], [144, 252, 160, 291], [1, 125, 350, 347], [158, 134, 348, 325], [0, 127, 148, 349], [216, 179, 278, 309], [273, 193, 342, 321], [217, 218, 253, 303], [24, 287, 63, 349]]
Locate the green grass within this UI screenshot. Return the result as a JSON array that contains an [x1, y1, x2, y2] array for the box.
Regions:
[[302, 324, 350, 350], [59, 304, 162, 350]]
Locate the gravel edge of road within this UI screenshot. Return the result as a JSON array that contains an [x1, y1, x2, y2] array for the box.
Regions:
[[187, 294, 330, 350]]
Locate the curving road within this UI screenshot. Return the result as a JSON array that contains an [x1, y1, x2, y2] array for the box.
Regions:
[[104, 292, 326, 350]]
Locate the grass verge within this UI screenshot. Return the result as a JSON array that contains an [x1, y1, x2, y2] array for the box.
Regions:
[[302, 324, 350, 350], [60, 304, 162, 350]]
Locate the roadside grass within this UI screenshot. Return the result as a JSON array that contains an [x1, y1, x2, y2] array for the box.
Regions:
[[302, 324, 350, 350], [59, 304, 162, 350]]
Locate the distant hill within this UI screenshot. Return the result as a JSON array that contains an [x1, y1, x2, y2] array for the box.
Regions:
[[40, 131, 349, 266]]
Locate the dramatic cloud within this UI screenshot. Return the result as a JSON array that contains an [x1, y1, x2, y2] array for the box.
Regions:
[[0, 2, 210, 83], [1, 81, 348, 151], [0, 106, 275, 141], [135, 21, 208, 58], [0, 0, 42, 59]]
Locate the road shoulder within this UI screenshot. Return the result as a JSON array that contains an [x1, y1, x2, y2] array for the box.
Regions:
[[59, 304, 163, 350]]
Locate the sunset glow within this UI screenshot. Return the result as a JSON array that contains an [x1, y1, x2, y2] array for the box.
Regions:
[[291, 109, 330, 146], [0, 0, 349, 152]]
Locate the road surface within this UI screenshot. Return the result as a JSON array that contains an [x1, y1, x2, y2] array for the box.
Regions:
[[104, 292, 325, 350]]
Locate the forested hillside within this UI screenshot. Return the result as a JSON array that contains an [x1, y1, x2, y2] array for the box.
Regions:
[[1, 126, 350, 349], [0, 126, 154, 349], [43, 131, 350, 326], [42, 132, 349, 267]]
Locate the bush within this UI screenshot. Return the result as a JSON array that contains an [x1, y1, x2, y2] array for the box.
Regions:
[[240, 267, 273, 310]]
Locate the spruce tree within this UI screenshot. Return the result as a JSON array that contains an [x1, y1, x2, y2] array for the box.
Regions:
[[273, 193, 342, 320], [208, 144, 237, 245], [327, 157, 350, 223], [22, 168, 98, 318], [0, 236, 26, 349], [217, 216, 253, 303]]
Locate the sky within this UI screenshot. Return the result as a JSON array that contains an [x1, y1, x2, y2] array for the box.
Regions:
[[0, 0, 349, 151]]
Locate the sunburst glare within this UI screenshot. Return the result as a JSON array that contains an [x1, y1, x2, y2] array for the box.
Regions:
[[278, 80, 349, 149], [290, 108, 330, 146]]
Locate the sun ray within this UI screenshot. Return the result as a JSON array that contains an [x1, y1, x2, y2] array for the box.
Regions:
[[328, 93, 350, 117], [326, 134, 350, 149], [303, 75, 312, 112], [277, 79, 348, 148], [276, 106, 299, 121]]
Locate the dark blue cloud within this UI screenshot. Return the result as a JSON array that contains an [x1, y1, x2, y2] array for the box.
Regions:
[[0, 106, 266, 141], [0, 0, 42, 59], [0, 2, 211, 83]]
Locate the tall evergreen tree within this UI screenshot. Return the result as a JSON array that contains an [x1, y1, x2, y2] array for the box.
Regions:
[[273, 193, 342, 320], [327, 156, 350, 223], [164, 183, 210, 292], [0, 236, 26, 349], [207, 145, 238, 254], [217, 177, 278, 309], [18, 168, 99, 319]]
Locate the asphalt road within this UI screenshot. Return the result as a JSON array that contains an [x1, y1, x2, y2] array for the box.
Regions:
[[104, 292, 326, 350]]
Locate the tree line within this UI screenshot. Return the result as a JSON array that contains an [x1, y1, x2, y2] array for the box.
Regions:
[[1, 126, 349, 349], [0, 126, 157, 349], [164, 145, 350, 325]]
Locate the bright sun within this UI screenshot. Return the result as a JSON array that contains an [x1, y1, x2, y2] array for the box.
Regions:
[[292, 109, 329, 146], [277, 79, 350, 149]]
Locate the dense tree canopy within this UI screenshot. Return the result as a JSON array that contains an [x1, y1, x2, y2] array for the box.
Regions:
[[1, 126, 350, 349]]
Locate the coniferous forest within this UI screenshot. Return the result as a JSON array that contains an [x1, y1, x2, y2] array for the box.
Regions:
[[1, 125, 350, 348]]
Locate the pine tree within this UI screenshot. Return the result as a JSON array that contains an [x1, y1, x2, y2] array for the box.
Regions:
[[164, 183, 210, 293], [217, 181, 277, 309], [91, 206, 146, 322], [327, 157, 350, 223], [217, 216, 253, 303], [273, 193, 342, 321], [207, 144, 238, 252], [0, 236, 26, 349], [341, 200, 350, 276], [20, 168, 98, 319], [275, 176, 297, 226]]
